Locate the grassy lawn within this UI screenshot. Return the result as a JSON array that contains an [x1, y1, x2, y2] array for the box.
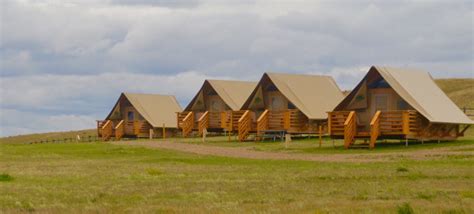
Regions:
[[1, 141, 473, 213]]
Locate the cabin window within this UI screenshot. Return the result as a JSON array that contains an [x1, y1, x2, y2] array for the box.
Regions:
[[266, 84, 278, 91], [368, 78, 390, 89], [288, 102, 296, 109], [127, 111, 134, 121], [207, 90, 218, 95], [397, 99, 409, 110]]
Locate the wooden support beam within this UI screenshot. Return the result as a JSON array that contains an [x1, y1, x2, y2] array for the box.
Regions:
[[318, 125, 322, 148], [458, 125, 471, 137]]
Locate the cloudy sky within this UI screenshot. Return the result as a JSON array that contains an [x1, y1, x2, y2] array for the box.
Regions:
[[0, 0, 473, 136]]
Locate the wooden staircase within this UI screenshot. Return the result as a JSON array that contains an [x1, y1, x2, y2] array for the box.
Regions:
[[237, 110, 251, 141], [177, 111, 194, 137], [97, 119, 125, 141], [329, 111, 381, 149]]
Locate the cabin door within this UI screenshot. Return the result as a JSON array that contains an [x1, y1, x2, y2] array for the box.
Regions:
[[371, 94, 389, 116], [208, 96, 224, 112], [124, 107, 136, 135], [268, 93, 285, 111]]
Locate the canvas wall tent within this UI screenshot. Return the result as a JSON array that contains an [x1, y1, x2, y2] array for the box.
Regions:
[[328, 66, 473, 149], [235, 72, 345, 141], [177, 80, 257, 137], [97, 93, 182, 141]]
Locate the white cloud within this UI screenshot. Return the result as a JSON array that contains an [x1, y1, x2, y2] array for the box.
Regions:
[[0, 0, 473, 136]]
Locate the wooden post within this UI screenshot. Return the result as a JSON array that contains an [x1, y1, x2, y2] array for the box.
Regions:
[[149, 129, 154, 139], [202, 128, 207, 143], [285, 134, 291, 148], [162, 123, 166, 139], [402, 111, 410, 135], [318, 125, 322, 148]]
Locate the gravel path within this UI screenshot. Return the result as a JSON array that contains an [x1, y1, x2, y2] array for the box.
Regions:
[[110, 141, 473, 163]]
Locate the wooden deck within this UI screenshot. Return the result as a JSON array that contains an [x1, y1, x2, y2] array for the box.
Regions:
[[97, 119, 151, 141], [235, 109, 319, 141], [327, 110, 469, 149]]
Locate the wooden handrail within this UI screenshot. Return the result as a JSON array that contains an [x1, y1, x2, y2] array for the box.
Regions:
[[101, 120, 113, 141], [257, 109, 269, 122], [343, 111, 356, 149], [198, 111, 209, 136], [238, 110, 249, 123], [181, 111, 194, 137], [369, 111, 381, 149], [115, 120, 125, 140], [256, 110, 269, 140], [238, 110, 251, 141]]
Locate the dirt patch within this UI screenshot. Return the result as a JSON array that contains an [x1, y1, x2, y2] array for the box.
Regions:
[[110, 141, 474, 163]]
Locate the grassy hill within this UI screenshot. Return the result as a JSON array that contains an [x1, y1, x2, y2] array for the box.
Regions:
[[435, 78, 474, 108], [0, 129, 96, 144]]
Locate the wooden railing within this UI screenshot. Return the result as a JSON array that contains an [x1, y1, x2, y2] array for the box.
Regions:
[[197, 111, 209, 136], [369, 111, 381, 149], [208, 111, 221, 128], [380, 110, 420, 135], [220, 111, 231, 130], [177, 111, 190, 128], [328, 111, 352, 136], [181, 111, 194, 137], [256, 110, 269, 139], [101, 120, 113, 141], [115, 120, 125, 140], [343, 111, 356, 149], [238, 110, 251, 141]]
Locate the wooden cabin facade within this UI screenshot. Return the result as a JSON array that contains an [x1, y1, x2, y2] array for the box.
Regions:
[[328, 66, 473, 149], [234, 73, 344, 141], [177, 80, 257, 137], [97, 93, 182, 141]]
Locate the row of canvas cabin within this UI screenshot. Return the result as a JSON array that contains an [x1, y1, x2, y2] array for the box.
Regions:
[[98, 66, 472, 148]]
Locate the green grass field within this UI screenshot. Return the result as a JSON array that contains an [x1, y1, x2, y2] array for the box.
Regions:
[[1, 137, 473, 213]]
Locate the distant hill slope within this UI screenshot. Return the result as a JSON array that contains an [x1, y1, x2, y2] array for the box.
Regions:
[[435, 78, 474, 108], [0, 129, 96, 144], [1, 78, 473, 143]]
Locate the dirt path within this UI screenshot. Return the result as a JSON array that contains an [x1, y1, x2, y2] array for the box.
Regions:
[[110, 141, 473, 163]]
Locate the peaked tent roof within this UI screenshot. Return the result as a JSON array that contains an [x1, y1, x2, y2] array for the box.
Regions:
[[185, 80, 257, 111], [106, 93, 182, 128], [339, 66, 473, 124], [244, 72, 344, 120]]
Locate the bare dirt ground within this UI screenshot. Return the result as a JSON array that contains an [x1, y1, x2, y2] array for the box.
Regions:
[[111, 141, 474, 162]]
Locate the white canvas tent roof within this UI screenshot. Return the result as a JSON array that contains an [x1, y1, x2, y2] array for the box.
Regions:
[[339, 66, 473, 124], [245, 72, 345, 120], [106, 93, 182, 128], [185, 80, 257, 111]]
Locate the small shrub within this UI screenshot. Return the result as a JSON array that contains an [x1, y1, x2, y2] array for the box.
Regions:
[[0, 173, 13, 182], [442, 209, 465, 214], [397, 202, 414, 214], [147, 169, 163, 176], [417, 192, 434, 200], [397, 167, 409, 172]]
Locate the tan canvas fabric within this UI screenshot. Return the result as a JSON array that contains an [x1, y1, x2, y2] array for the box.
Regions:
[[374, 66, 473, 124], [186, 80, 257, 111], [111, 93, 182, 128], [266, 73, 345, 120]]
